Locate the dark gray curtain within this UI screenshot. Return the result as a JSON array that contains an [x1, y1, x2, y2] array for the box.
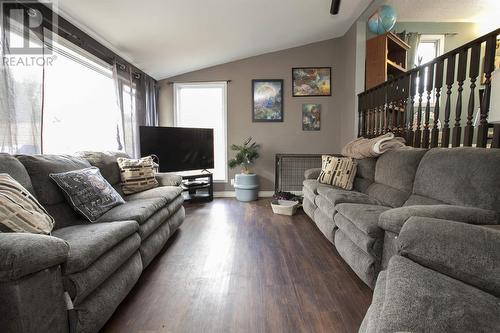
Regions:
[[144, 76, 159, 126], [113, 60, 159, 158]]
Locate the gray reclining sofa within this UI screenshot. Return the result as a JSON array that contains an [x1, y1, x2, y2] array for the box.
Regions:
[[302, 147, 500, 287], [360, 218, 500, 332], [0, 152, 185, 333]]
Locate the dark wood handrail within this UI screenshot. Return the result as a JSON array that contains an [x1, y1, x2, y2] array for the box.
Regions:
[[357, 28, 500, 149], [359, 28, 500, 97]]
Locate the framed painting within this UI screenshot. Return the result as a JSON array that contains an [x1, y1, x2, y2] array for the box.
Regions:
[[292, 67, 331, 97], [302, 104, 321, 131], [252, 79, 283, 122]]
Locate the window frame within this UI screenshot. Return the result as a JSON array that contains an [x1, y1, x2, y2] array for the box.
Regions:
[[173, 81, 228, 183], [414, 35, 445, 108], [417, 34, 445, 65]]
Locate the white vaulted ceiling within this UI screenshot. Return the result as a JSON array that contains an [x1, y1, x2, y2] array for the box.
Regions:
[[385, 0, 500, 23], [56, 0, 371, 79]]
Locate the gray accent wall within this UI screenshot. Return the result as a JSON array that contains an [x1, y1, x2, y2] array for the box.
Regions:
[[158, 22, 363, 192]]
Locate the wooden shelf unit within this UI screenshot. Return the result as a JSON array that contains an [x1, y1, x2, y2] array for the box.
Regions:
[[365, 32, 410, 90]]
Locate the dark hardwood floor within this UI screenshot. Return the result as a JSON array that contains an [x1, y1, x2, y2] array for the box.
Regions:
[[101, 198, 372, 333]]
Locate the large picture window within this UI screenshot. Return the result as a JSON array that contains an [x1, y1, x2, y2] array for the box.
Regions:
[[43, 36, 123, 154], [173, 82, 228, 182]]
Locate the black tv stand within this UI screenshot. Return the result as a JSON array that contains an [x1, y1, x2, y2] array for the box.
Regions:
[[181, 172, 213, 203]]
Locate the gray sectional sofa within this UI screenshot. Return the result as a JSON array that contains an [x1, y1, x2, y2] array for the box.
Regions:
[[0, 152, 185, 333], [360, 218, 500, 332], [302, 147, 500, 288]]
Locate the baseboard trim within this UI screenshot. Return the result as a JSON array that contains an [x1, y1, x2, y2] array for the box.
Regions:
[[214, 191, 275, 198]]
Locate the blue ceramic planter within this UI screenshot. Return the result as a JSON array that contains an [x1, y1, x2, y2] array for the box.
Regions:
[[234, 173, 259, 202]]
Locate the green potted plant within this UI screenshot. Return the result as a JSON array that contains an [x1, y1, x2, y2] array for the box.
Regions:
[[228, 137, 260, 201]]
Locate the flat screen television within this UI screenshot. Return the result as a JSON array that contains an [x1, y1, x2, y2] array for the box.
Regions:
[[139, 126, 214, 172]]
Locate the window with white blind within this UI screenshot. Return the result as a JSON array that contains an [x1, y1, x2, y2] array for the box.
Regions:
[[173, 82, 227, 182]]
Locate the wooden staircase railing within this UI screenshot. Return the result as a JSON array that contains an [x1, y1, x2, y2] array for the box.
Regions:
[[358, 28, 500, 148]]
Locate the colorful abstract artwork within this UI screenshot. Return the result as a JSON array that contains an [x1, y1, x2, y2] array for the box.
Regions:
[[302, 104, 321, 131], [292, 67, 331, 96], [252, 79, 283, 122]]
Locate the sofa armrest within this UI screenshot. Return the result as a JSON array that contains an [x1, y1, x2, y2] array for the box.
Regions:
[[399, 217, 500, 297], [304, 168, 321, 180], [0, 233, 69, 282], [155, 172, 182, 186], [378, 204, 498, 234]]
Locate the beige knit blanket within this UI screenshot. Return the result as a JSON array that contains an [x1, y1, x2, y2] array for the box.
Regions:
[[341, 133, 406, 159]]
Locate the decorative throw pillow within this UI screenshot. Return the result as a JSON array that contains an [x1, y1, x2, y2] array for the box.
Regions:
[[318, 155, 358, 190], [0, 174, 55, 234], [50, 167, 125, 222], [116, 156, 159, 195]]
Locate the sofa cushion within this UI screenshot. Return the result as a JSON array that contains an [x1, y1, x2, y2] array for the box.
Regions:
[[359, 271, 386, 333], [315, 195, 337, 220], [52, 220, 138, 274], [335, 214, 383, 258], [313, 208, 336, 243], [335, 204, 389, 261], [334, 229, 377, 288], [45, 203, 87, 230], [365, 148, 427, 208], [399, 218, 500, 298], [97, 197, 166, 225], [377, 255, 500, 333], [50, 167, 125, 222], [16, 155, 91, 205], [136, 196, 184, 240], [77, 151, 129, 186], [379, 204, 499, 234], [137, 206, 171, 240], [302, 179, 333, 195], [125, 186, 182, 202], [365, 183, 409, 208], [64, 233, 141, 305], [0, 153, 33, 194], [403, 194, 444, 206], [355, 157, 376, 181], [412, 147, 500, 212], [353, 157, 376, 193], [70, 252, 142, 333], [317, 186, 379, 207], [335, 203, 390, 238]]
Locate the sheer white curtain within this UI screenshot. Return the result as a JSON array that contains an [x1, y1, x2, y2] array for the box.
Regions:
[[406, 32, 421, 69], [0, 17, 44, 154], [113, 62, 139, 157]]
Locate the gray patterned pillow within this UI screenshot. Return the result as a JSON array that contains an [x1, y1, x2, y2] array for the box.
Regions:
[[50, 167, 125, 222]]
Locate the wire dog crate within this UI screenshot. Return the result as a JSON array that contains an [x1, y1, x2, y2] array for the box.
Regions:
[[274, 154, 324, 194]]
